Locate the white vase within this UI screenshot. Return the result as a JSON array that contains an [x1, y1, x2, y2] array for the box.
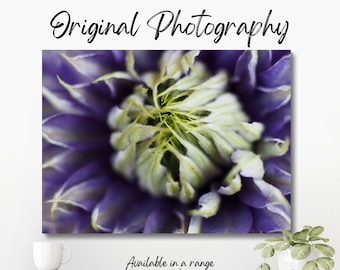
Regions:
[[277, 249, 315, 270]]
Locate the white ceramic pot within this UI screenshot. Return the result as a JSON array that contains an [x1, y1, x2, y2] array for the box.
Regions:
[[277, 249, 315, 270]]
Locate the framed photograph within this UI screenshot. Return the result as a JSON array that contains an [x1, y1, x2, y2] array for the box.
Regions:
[[42, 50, 291, 234]]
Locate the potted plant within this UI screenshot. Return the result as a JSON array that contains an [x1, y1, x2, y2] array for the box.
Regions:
[[254, 225, 335, 270]]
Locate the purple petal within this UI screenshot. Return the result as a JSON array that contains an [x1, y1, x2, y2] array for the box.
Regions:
[[272, 50, 290, 63], [143, 202, 182, 233], [238, 179, 268, 209], [43, 86, 92, 117], [238, 178, 290, 209], [43, 206, 94, 233], [233, 51, 258, 98], [202, 199, 253, 233], [258, 54, 291, 87], [256, 51, 290, 74], [112, 195, 158, 233], [62, 160, 111, 190], [61, 50, 125, 81], [42, 113, 110, 150], [43, 144, 103, 175], [43, 50, 124, 83], [56, 175, 110, 211], [255, 50, 272, 73], [252, 205, 291, 233], [43, 143, 66, 166], [43, 50, 124, 102], [248, 85, 290, 118], [43, 51, 86, 85], [111, 50, 126, 63], [43, 97, 60, 119], [237, 178, 291, 233], [56, 78, 115, 119], [264, 157, 291, 195], [49, 160, 112, 212], [43, 167, 69, 200], [198, 50, 244, 74], [132, 50, 163, 72], [91, 181, 140, 232], [262, 103, 291, 138]]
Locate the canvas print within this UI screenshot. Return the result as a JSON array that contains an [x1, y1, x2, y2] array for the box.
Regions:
[[42, 50, 291, 233]]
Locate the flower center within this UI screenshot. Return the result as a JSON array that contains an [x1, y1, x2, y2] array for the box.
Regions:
[[106, 51, 264, 202]]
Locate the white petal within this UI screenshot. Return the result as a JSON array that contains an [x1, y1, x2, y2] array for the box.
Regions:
[[257, 137, 290, 159], [238, 122, 264, 142], [219, 174, 242, 195], [107, 107, 130, 130], [136, 148, 167, 196], [189, 191, 221, 218], [113, 142, 136, 180], [231, 150, 265, 179]]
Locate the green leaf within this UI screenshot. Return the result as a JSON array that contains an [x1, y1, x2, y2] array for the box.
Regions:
[[309, 236, 329, 242], [264, 237, 283, 242], [282, 230, 292, 241], [262, 246, 275, 259], [257, 263, 270, 270], [302, 261, 318, 270], [314, 244, 335, 257], [303, 225, 313, 232], [292, 229, 309, 242], [274, 240, 291, 251], [310, 226, 324, 236], [315, 257, 335, 269], [291, 244, 311, 260], [254, 243, 267, 251]]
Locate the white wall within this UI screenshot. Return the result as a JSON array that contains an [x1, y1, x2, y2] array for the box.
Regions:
[[1, 1, 340, 270]]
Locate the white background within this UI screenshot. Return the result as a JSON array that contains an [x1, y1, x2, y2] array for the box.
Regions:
[[1, 0, 339, 269]]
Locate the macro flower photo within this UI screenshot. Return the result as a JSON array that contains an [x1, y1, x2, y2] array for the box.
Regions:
[[42, 50, 291, 234]]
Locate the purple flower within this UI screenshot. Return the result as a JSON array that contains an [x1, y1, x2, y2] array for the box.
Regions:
[[42, 50, 291, 233]]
